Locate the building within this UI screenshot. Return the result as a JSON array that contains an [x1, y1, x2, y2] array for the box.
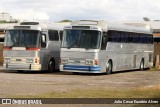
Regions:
[[0, 12, 14, 22], [0, 23, 17, 43], [148, 21, 160, 67]]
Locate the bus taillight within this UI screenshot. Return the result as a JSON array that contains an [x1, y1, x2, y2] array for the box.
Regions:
[[35, 58, 39, 64], [26, 47, 40, 50], [94, 60, 99, 65], [3, 47, 12, 50]]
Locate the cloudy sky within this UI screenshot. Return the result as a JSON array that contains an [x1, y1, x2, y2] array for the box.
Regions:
[[0, 0, 160, 22]]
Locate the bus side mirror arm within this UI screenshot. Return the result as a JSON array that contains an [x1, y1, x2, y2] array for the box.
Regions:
[[41, 34, 46, 48]]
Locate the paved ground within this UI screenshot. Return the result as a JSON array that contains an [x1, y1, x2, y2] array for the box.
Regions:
[[0, 66, 160, 107], [0, 66, 160, 98]]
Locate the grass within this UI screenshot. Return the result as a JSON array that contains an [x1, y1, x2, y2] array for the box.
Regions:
[[0, 20, 17, 23], [146, 66, 160, 71], [10, 85, 160, 98], [35, 88, 160, 98]]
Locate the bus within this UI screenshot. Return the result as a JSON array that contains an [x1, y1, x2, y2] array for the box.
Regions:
[[3, 22, 69, 72], [0, 23, 17, 44], [60, 20, 153, 74]]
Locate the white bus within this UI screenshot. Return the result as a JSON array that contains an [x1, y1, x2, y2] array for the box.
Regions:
[[60, 20, 153, 74], [0, 23, 17, 44], [3, 22, 69, 72]]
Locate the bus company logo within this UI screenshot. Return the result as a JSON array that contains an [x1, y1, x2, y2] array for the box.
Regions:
[[2, 99, 12, 104]]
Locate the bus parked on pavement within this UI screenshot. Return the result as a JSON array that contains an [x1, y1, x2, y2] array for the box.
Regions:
[[60, 20, 153, 74], [3, 22, 69, 72]]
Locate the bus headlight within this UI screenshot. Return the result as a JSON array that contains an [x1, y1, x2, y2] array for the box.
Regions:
[[4, 58, 10, 62], [61, 58, 69, 64], [26, 59, 34, 63]]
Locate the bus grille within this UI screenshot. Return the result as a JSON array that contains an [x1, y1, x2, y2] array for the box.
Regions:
[[3, 51, 36, 57], [6, 63, 31, 70]]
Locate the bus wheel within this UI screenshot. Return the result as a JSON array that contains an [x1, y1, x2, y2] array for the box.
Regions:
[[48, 60, 55, 72], [106, 60, 112, 75], [140, 59, 144, 71]]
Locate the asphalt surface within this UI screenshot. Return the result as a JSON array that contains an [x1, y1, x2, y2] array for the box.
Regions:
[[0, 66, 160, 107], [0, 66, 160, 98]]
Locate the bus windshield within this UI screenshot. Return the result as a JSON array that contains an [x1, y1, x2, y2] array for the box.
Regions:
[[4, 30, 40, 48], [62, 30, 101, 49]]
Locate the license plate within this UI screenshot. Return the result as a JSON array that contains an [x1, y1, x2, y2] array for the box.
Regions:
[[16, 59, 22, 61], [74, 60, 80, 63]]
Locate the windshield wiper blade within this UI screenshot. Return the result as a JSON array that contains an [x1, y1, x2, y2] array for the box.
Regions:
[[12, 42, 19, 47], [85, 46, 91, 50], [67, 41, 78, 49]]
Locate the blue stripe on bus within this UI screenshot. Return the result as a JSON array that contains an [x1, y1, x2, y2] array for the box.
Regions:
[[64, 65, 100, 71]]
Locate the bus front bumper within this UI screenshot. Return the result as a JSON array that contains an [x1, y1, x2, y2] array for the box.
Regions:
[[60, 64, 101, 73], [3, 63, 41, 71]]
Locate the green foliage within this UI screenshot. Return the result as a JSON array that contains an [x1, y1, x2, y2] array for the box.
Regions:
[[0, 20, 7, 23], [58, 19, 72, 22], [149, 66, 160, 71], [0, 20, 18, 23], [10, 86, 160, 98]]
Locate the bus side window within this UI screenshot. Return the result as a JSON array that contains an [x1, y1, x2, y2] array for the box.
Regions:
[[121, 32, 125, 43], [48, 30, 59, 41], [101, 32, 107, 50], [147, 34, 153, 44], [117, 32, 121, 42], [112, 31, 117, 42], [133, 33, 140, 43], [128, 33, 133, 43], [60, 31, 63, 41], [124, 32, 128, 43], [41, 34, 46, 48], [140, 34, 147, 43], [0, 38, 4, 43]]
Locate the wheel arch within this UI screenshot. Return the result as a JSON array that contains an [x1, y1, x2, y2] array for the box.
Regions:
[[105, 59, 113, 75], [48, 57, 55, 69]]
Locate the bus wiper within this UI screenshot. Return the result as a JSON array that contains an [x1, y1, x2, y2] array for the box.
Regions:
[[85, 47, 91, 50], [67, 41, 78, 49], [21, 41, 27, 47], [12, 42, 19, 47], [84, 45, 91, 50], [85, 48, 90, 50]]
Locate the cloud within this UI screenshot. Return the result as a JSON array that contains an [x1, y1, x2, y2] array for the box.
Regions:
[[0, 0, 160, 22], [13, 9, 49, 21]]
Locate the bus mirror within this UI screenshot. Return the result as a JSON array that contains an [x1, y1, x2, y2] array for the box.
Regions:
[[102, 36, 106, 45], [41, 34, 46, 48], [42, 35, 46, 43]]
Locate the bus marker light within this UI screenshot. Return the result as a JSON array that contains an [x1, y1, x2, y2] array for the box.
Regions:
[[26, 48, 40, 50]]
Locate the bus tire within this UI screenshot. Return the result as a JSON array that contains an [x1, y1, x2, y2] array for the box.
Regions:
[[17, 70, 23, 73], [48, 59, 55, 72], [106, 60, 112, 75], [72, 72, 79, 75], [140, 59, 144, 71]]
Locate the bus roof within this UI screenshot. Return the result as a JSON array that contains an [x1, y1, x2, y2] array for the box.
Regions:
[[69, 20, 152, 34], [118, 21, 160, 33], [6, 22, 71, 31], [70, 20, 107, 31], [0, 23, 17, 30], [107, 22, 152, 34], [46, 22, 71, 30]]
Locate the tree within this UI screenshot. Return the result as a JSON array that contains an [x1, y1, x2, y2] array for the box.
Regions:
[[58, 19, 72, 22]]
